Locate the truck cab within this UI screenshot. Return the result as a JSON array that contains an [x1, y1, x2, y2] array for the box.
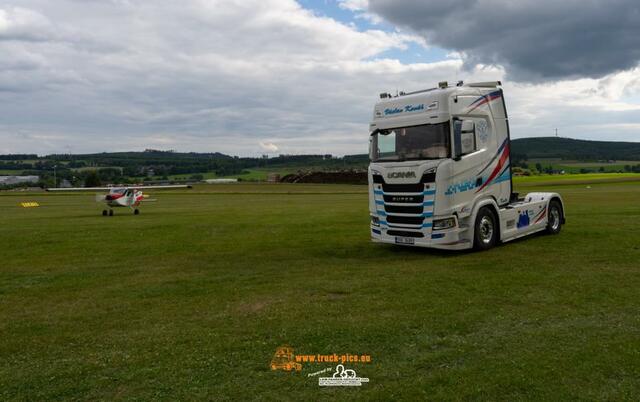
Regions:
[[369, 81, 565, 250]]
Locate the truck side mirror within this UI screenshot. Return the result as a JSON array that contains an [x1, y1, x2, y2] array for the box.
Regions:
[[453, 119, 475, 160], [453, 120, 462, 160], [369, 137, 374, 160], [461, 120, 475, 133]]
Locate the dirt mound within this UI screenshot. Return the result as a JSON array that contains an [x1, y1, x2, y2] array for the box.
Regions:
[[280, 170, 367, 184]]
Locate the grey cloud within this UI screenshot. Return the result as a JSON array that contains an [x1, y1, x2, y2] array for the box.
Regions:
[[369, 0, 640, 81], [0, 6, 56, 42], [1, 0, 638, 155]]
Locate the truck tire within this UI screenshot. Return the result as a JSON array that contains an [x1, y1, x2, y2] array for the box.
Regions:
[[546, 200, 562, 234], [473, 207, 498, 251]]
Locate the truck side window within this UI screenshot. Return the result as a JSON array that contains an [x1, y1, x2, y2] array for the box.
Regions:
[[453, 119, 477, 158]]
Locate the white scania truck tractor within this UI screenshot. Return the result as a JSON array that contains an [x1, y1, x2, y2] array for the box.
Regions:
[[368, 81, 565, 250]]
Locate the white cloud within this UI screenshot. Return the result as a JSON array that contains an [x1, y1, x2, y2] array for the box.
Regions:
[[259, 141, 279, 153], [337, 0, 382, 24], [0, 0, 638, 156]]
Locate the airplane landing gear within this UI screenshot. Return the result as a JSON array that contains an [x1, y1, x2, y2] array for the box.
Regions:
[[102, 210, 108, 216], [134, 209, 140, 215], [109, 210, 114, 216]]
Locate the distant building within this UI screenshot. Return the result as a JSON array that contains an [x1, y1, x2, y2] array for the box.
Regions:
[[0, 175, 39, 185]]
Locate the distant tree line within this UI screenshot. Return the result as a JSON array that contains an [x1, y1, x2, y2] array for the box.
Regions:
[[1, 151, 368, 178], [4, 137, 639, 188], [511, 137, 640, 161]]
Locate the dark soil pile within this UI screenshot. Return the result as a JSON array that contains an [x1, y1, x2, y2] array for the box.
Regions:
[[280, 170, 367, 184]]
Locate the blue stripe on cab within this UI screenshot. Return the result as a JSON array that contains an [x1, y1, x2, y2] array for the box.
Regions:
[[373, 189, 435, 195]]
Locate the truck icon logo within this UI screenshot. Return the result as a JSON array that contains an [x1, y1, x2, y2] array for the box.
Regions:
[[270, 346, 302, 372], [387, 171, 416, 179]]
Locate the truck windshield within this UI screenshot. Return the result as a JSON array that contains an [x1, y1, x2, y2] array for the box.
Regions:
[[371, 122, 450, 162]]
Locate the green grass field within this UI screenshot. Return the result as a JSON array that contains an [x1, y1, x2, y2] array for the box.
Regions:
[[514, 172, 640, 185], [0, 170, 26, 175], [168, 168, 295, 182], [526, 159, 640, 174], [1, 177, 640, 400]]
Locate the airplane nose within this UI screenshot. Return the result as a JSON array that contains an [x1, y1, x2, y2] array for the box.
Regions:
[[105, 195, 112, 201]]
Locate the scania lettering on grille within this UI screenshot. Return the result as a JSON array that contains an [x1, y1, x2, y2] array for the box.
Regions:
[[387, 171, 416, 179]]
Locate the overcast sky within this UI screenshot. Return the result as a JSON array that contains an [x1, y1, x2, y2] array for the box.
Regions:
[[1, 0, 639, 156]]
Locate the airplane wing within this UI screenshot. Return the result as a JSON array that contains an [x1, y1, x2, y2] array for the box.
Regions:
[[131, 185, 192, 190], [47, 187, 112, 191], [47, 184, 191, 191]]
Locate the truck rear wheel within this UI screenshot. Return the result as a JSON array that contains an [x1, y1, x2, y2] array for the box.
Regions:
[[474, 207, 498, 251], [546, 200, 562, 234]]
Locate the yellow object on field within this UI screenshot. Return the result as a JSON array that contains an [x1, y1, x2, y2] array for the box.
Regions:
[[20, 202, 40, 208]]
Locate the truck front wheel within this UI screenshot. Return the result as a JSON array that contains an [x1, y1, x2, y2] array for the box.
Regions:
[[474, 207, 498, 251], [546, 200, 562, 234]]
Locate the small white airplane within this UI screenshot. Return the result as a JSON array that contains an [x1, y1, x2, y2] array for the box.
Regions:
[[47, 184, 191, 216]]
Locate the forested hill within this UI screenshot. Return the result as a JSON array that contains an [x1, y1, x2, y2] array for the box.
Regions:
[[511, 137, 640, 161], [2, 138, 640, 183]]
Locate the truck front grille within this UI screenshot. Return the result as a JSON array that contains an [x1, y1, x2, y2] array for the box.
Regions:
[[384, 204, 423, 214], [386, 215, 425, 225], [371, 171, 436, 232], [380, 182, 423, 193]]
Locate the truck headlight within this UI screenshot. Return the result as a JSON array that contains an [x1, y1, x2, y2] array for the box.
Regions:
[[433, 217, 456, 230], [371, 215, 380, 226]]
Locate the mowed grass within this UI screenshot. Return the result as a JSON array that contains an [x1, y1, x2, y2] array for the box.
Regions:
[[514, 172, 640, 185], [169, 168, 295, 181], [1, 179, 640, 400], [527, 158, 640, 174]]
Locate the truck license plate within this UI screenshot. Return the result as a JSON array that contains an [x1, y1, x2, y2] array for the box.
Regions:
[[395, 236, 415, 245]]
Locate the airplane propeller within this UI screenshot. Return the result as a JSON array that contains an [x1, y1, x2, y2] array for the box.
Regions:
[[95, 193, 107, 202]]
